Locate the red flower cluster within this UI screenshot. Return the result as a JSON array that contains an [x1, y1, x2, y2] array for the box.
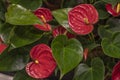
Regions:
[[52, 26, 76, 38], [34, 8, 53, 31], [26, 44, 56, 79], [68, 4, 98, 35], [112, 61, 120, 80], [106, 3, 120, 17]]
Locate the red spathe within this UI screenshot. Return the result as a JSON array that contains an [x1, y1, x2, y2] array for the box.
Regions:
[[0, 44, 7, 54], [34, 8, 52, 31], [26, 44, 56, 79], [52, 26, 76, 38], [106, 4, 120, 17], [112, 61, 120, 80], [68, 4, 98, 35]]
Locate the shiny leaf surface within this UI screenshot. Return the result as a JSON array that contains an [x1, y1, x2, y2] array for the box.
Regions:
[[51, 35, 83, 78], [94, 1, 110, 19], [102, 32, 120, 58], [5, 4, 42, 25], [13, 69, 35, 80], [0, 0, 6, 21], [0, 47, 29, 71], [52, 8, 71, 30], [0, 24, 43, 48], [74, 58, 105, 80], [10, 0, 42, 10]]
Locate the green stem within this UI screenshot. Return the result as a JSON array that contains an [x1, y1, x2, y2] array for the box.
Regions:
[[59, 74, 63, 80], [91, 32, 95, 42], [88, 34, 92, 41], [88, 32, 96, 43], [63, 30, 68, 35], [104, 72, 111, 80]]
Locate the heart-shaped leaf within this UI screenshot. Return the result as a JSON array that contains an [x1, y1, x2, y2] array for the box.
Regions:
[[13, 69, 35, 80], [98, 18, 120, 39], [10, 26, 43, 48], [10, 0, 42, 10], [94, 1, 110, 19], [0, 0, 6, 21], [51, 35, 83, 78], [0, 24, 43, 48], [98, 25, 112, 39], [102, 0, 120, 6], [0, 47, 29, 71], [102, 32, 120, 58], [52, 8, 71, 30], [73, 58, 105, 80], [106, 18, 120, 32], [0, 23, 14, 44], [5, 4, 42, 25], [63, 0, 78, 8]]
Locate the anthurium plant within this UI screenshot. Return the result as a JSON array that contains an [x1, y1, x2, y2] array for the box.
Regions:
[[0, 0, 120, 80]]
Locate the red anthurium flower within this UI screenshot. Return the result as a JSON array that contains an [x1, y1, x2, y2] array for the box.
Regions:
[[0, 37, 7, 54], [112, 61, 120, 80], [0, 44, 7, 54], [52, 26, 76, 38], [26, 44, 56, 79], [106, 3, 120, 17], [83, 48, 89, 61], [68, 4, 99, 35], [34, 8, 53, 31]]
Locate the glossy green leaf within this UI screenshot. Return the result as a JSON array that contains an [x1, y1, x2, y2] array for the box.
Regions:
[[98, 18, 120, 39], [5, 4, 42, 25], [11, 26, 43, 48], [106, 18, 120, 32], [97, 9, 109, 20], [0, 23, 14, 43], [0, 24, 43, 48], [10, 0, 42, 10], [0, 20, 4, 30], [102, 0, 120, 5], [63, 0, 78, 8], [102, 32, 120, 58], [23, 33, 51, 51], [0, 0, 6, 21], [52, 8, 71, 30], [74, 58, 105, 80], [13, 69, 35, 80], [51, 35, 83, 78], [0, 47, 29, 71], [94, 1, 110, 19], [98, 25, 112, 39]]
